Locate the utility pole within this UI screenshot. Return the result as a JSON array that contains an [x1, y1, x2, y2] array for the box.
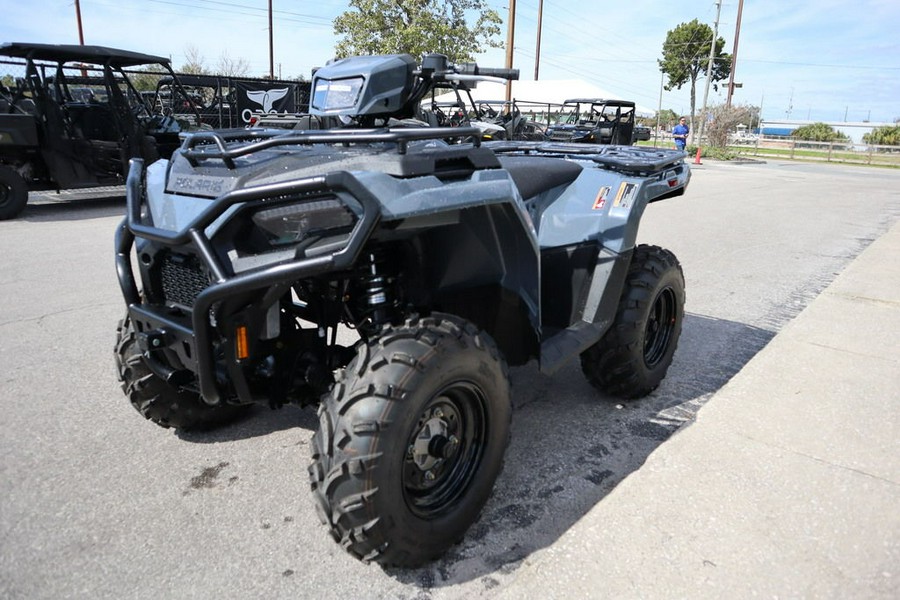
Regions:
[[757, 94, 764, 133], [697, 0, 722, 146], [726, 0, 744, 107], [74, 0, 85, 44], [505, 0, 516, 102], [268, 0, 275, 79], [534, 0, 544, 80], [655, 71, 663, 147], [74, 0, 87, 77]]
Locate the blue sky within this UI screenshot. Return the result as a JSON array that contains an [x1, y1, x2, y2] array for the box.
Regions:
[[3, 0, 899, 123]]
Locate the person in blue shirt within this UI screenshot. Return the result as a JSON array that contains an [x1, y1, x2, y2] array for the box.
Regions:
[[673, 117, 689, 151]]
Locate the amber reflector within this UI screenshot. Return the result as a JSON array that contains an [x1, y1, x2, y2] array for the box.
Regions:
[[235, 325, 249, 360]]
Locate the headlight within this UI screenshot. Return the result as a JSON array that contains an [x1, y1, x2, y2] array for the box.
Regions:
[[311, 77, 364, 112], [251, 198, 356, 246]]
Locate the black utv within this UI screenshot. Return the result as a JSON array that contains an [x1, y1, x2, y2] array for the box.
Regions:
[[545, 98, 638, 145], [114, 53, 690, 567], [0, 42, 194, 219]]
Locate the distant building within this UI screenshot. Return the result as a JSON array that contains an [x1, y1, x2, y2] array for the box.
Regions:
[[758, 119, 893, 144]]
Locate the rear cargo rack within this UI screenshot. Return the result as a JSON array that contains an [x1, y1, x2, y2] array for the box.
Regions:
[[181, 126, 483, 168], [487, 141, 686, 174]]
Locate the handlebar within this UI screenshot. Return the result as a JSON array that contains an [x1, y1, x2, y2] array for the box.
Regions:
[[455, 62, 520, 81]]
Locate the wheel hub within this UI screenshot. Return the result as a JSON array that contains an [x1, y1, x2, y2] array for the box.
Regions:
[[410, 407, 460, 474], [401, 380, 491, 519]]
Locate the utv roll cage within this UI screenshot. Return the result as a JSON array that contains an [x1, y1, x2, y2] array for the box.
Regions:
[[0, 42, 199, 218], [546, 98, 637, 145]]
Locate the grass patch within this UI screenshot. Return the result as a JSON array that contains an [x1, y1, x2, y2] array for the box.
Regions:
[[728, 145, 900, 168]]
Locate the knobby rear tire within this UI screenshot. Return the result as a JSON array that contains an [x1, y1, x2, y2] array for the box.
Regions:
[[581, 244, 685, 399]]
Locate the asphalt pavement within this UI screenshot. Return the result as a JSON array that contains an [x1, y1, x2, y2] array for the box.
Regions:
[[498, 219, 900, 598], [2, 160, 899, 599]]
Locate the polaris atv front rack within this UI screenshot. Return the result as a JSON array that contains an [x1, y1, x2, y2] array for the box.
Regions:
[[180, 126, 484, 168]]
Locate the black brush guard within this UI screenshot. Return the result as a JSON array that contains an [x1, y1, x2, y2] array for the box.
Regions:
[[117, 126, 482, 404], [116, 166, 383, 405]]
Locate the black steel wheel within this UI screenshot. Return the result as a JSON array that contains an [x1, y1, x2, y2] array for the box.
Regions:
[[644, 285, 679, 369], [309, 313, 511, 567], [0, 165, 28, 220], [115, 316, 251, 430], [403, 382, 487, 519], [581, 245, 685, 399]]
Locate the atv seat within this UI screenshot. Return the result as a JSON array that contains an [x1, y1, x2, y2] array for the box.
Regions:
[[498, 155, 583, 200]]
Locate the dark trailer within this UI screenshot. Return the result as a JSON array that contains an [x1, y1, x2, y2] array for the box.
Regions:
[[0, 42, 195, 219]]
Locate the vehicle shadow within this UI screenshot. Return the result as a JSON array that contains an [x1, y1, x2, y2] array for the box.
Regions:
[[21, 194, 126, 222], [171, 311, 776, 586], [388, 312, 775, 588], [176, 403, 319, 443]]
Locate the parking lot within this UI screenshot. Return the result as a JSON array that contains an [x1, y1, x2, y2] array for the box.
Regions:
[[2, 159, 899, 599]]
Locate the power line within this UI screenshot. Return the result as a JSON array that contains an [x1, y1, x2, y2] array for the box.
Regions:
[[146, 0, 333, 24], [742, 58, 900, 71]]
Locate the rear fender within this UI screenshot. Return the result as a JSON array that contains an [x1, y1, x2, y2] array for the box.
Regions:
[[534, 160, 687, 253]]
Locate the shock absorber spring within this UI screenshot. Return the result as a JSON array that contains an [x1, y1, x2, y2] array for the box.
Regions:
[[361, 249, 393, 328]]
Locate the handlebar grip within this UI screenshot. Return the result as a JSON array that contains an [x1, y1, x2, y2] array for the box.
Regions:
[[477, 67, 520, 80], [455, 63, 520, 80]]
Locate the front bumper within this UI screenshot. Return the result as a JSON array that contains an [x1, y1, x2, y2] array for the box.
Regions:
[[115, 159, 382, 404]]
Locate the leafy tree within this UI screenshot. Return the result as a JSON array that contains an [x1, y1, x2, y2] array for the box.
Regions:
[[659, 19, 731, 134], [862, 124, 900, 146], [656, 108, 679, 129], [792, 122, 848, 142], [333, 0, 503, 63]]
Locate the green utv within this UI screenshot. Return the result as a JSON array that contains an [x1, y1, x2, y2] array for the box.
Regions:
[[114, 53, 689, 567]]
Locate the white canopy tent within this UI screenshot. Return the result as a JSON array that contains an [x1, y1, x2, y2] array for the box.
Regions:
[[432, 79, 656, 117]]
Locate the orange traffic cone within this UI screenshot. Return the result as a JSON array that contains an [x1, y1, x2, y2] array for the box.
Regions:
[[694, 147, 702, 165]]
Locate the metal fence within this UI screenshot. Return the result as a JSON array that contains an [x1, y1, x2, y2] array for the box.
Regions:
[[726, 135, 900, 168], [2, 58, 310, 130]]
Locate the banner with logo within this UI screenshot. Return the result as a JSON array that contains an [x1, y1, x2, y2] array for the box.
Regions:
[[234, 80, 298, 124]]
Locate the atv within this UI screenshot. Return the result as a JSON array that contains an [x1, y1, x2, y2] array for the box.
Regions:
[[114, 53, 689, 567]]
